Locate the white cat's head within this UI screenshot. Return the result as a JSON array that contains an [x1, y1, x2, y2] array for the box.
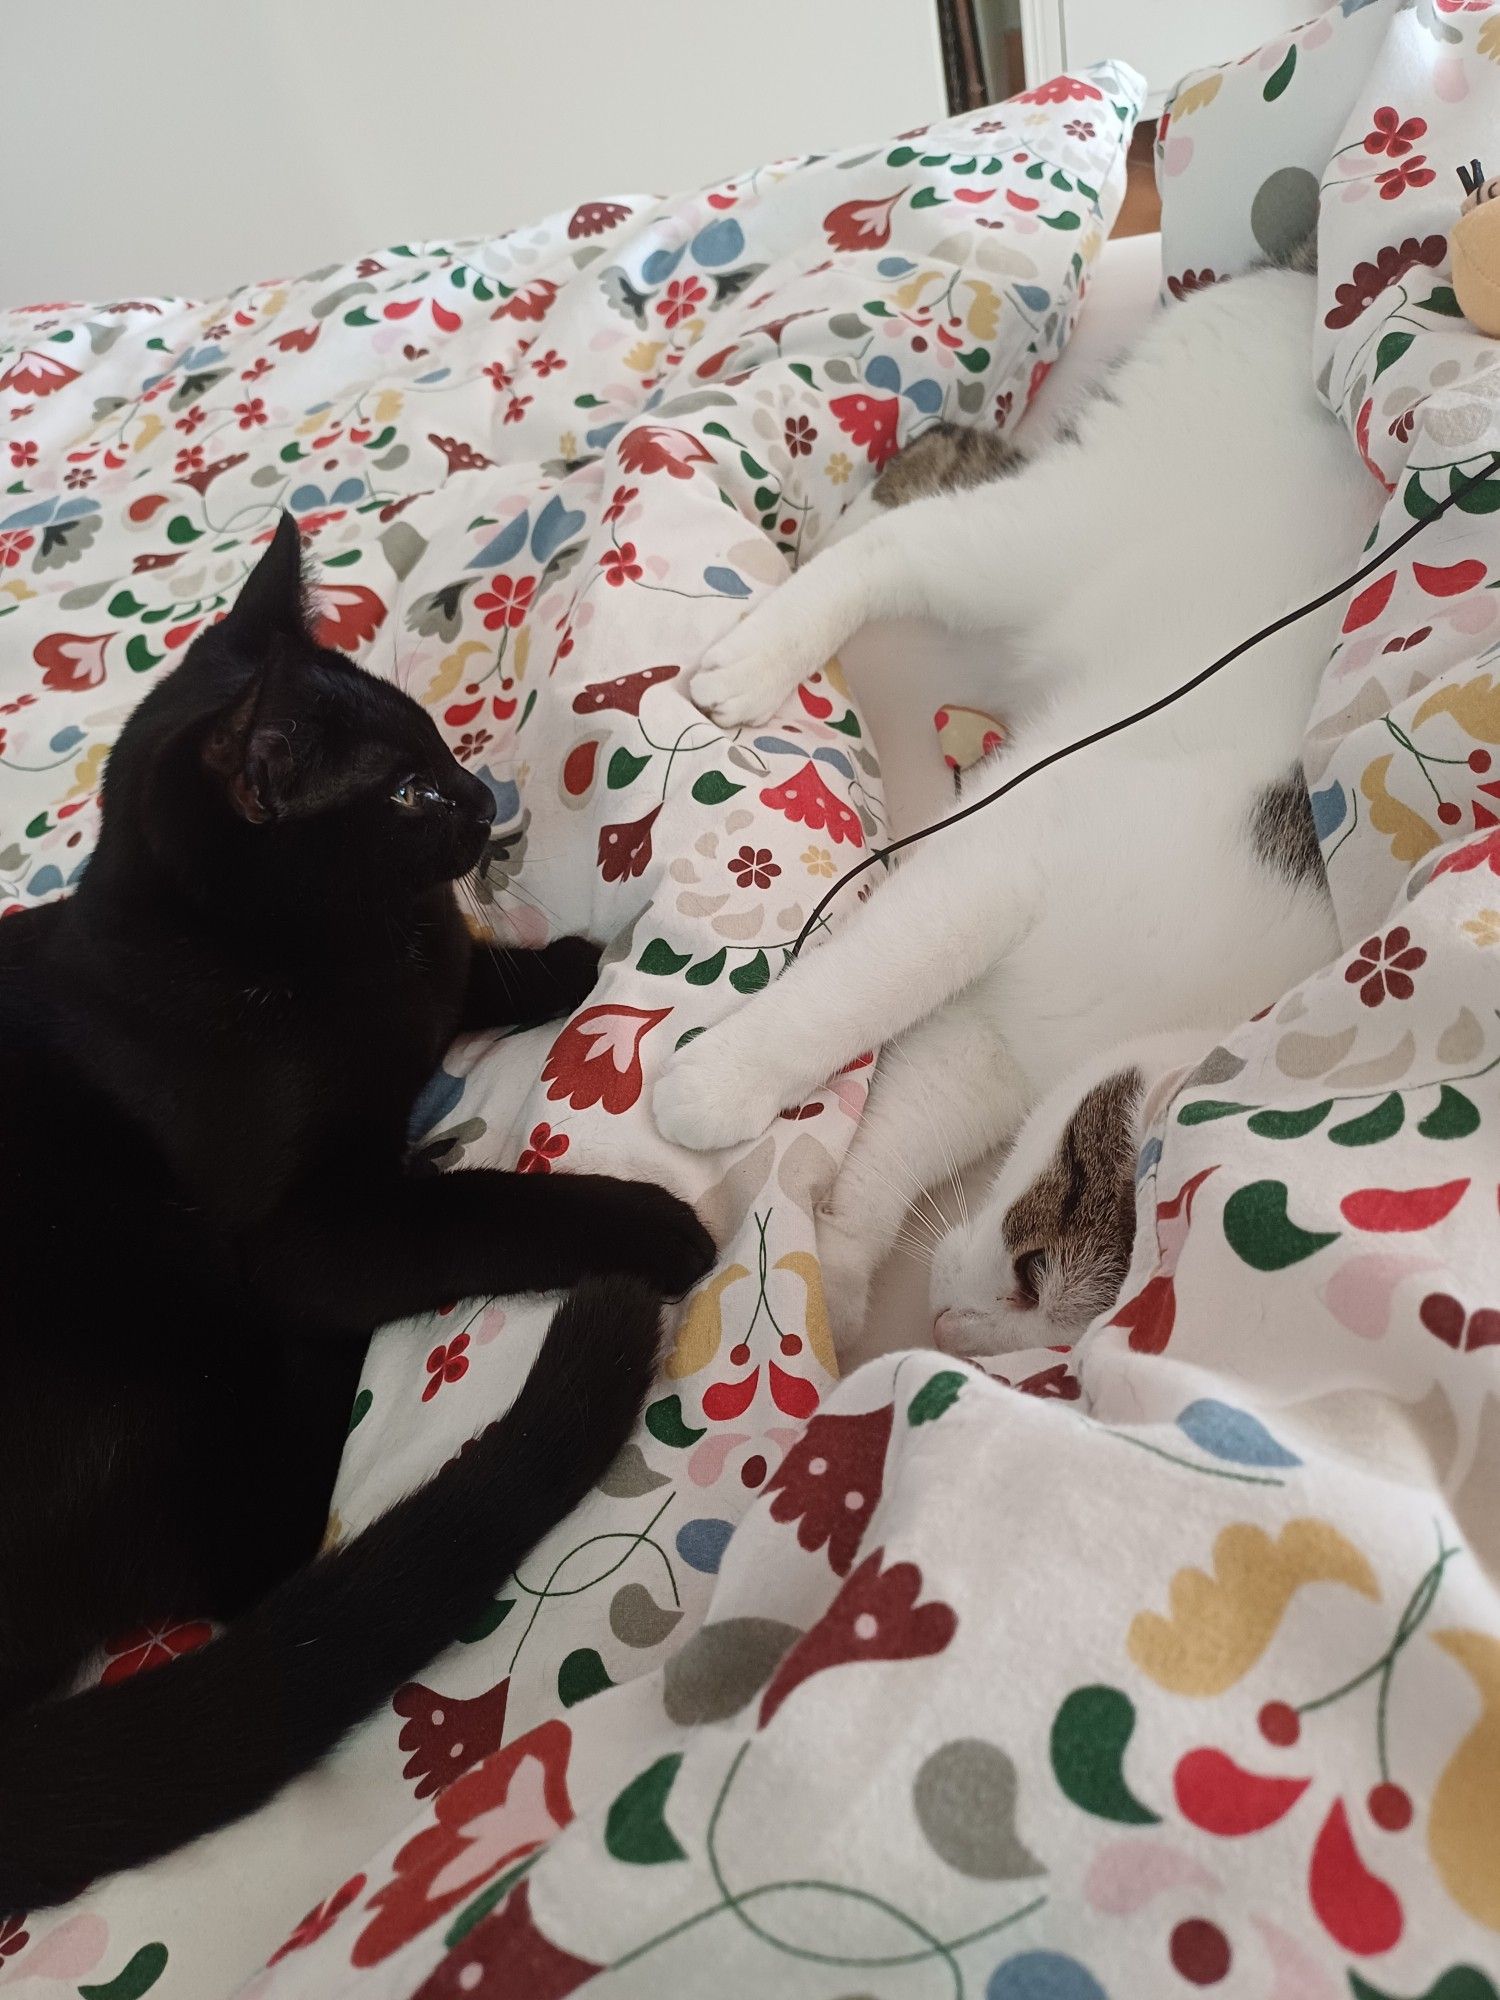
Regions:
[[929, 1031, 1212, 1358]]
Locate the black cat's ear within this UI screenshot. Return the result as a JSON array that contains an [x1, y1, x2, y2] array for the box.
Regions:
[[202, 654, 316, 824], [218, 513, 309, 650]]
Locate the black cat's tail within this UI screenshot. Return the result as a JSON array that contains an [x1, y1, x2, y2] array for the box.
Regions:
[[0, 1276, 663, 1911]]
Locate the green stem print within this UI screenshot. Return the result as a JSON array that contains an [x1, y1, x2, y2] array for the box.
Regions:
[[608, 1739, 1047, 1994]]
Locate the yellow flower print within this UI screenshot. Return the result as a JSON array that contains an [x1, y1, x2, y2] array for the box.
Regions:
[[826, 452, 852, 486], [802, 845, 835, 878], [558, 430, 578, 459], [1463, 908, 1500, 947]]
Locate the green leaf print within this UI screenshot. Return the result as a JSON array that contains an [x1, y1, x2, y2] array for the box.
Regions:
[[1328, 1093, 1404, 1146], [1247, 1101, 1332, 1139], [1222, 1181, 1338, 1271], [605, 1753, 689, 1864], [638, 938, 692, 976], [79, 1944, 170, 2000], [607, 747, 651, 789], [558, 1647, 614, 1707], [1049, 1685, 1160, 1825], [691, 770, 743, 805], [1418, 1086, 1481, 1140], [1263, 46, 1297, 100], [908, 1370, 966, 1426]]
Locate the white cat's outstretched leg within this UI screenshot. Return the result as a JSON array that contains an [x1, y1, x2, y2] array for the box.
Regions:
[[652, 834, 1036, 1151], [815, 994, 1030, 1352], [692, 471, 1072, 728]]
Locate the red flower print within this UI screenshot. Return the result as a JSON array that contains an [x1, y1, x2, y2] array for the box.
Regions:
[[760, 762, 864, 846], [571, 664, 678, 716], [766, 1403, 892, 1574], [412, 1880, 602, 2000], [1344, 925, 1425, 1006], [1389, 407, 1416, 442], [0, 530, 35, 569], [1018, 76, 1102, 105], [1418, 1291, 1500, 1351], [474, 572, 536, 630], [617, 424, 714, 480], [542, 1002, 669, 1114], [271, 323, 321, 354], [729, 844, 780, 889], [1434, 826, 1500, 878], [517, 1122, 569, 1173], [599, 541, 643, 587], [533, 348, 566, 377], [100, 1618, 214, 1684], [1109, 1166, 1216, 1355], [176, 403, 207, 434], [602, 483, 638, 523], [759, 1547, 957, 1725], [1376, 157, 1436, 201], [994, 390, 1014, 428], [430, 432, 493, 474], [784, 414, 817, 457], [823, 189, 907, 252], [354, 1720, 575, 1967], [1064, 118, 1096, 139], [829, 390, 900, 467], [0, 349, 79, 397], [483, 360, 513, 393], [422, 1332, 470, 1401], [1363, 107, 1427, 158], [8, 440, 37, 469], [597, 804, 662, 884], [568, 199, 631, 239], [313, 581, 388, 652], [204, 320, 232, 339], [493, 278, 559, 323], [240, 354, 271, 383], [64, 465, 94, 490], [233, 395, 268, 428], [393, 1676, 510, 1800], [175, 445, 205, 476], [0, 1914, 29, 1960], [269, 1873, 368, 1964], [454, 729, 493, 764], [505, 393, 533, 425], [656, 277, 708, 329], [1028, 358, 1053, 405], [32, 631, 112, 692], [1167, 268, 1221, 301]]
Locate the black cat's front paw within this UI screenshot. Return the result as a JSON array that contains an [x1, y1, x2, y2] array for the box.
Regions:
[[539, 935, 603, 1013], [584, 1177, 717, 1299]]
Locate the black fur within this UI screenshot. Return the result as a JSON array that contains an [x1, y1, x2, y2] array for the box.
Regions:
[[0, 515, 714, 1907]]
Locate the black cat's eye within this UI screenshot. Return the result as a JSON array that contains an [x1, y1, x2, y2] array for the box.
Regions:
[[390, 774, 442, 812], [1011, 1249, 1045, 1308]]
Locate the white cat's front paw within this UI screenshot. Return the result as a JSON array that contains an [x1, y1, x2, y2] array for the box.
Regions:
[[652, 1042, 782, 1152], [692, 627, 804, 729], [816, 1207, 880, 1353]]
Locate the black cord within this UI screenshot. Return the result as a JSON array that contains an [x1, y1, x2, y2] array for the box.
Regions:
[[788, 448, 1500, 960]]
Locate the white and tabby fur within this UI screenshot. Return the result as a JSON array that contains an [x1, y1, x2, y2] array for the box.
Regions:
[[653, 267, 1382, 1353]]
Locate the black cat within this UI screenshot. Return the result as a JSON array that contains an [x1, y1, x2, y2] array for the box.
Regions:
[[0, 514, 714, 1908]]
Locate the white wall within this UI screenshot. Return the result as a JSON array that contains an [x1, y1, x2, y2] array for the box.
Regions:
[[3, 1, 945, 305]]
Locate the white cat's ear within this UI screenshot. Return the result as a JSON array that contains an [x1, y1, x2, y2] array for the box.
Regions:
[[218, 513, 310, 652]]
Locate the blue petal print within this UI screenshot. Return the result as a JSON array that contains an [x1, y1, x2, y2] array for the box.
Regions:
[[27, 866, 63, 898], [586, 419, 626, 451], [865, 353, 903, 395], [1135, 1135, 1163, 1184], [640, 244, 685, 286], [531, 494, 587, 564], [903, 379, 943, 414], [468, 511, 530, 570], [408, 1067, 465, 1143], [1015, 284, 1052, 312], [812, 745, 855, 781], [690, 217, 746, 268], [49, 726, 84, 753], [1310, 779, 1347, 842], [988, 1951, 1110, 2000], [676, 1518, 735, 1574], [703, 566, 750, 598], [1176, 1399, 1301, 1468], [752, 735, 806, 759], [877, 256, 917, 278], [474, 771, 521, 827]]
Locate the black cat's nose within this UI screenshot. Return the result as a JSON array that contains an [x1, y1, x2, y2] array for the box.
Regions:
[[474, 787, 498, 827]]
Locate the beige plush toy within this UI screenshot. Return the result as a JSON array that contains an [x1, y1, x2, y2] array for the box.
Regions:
[[1453, 158, 1500, 336]]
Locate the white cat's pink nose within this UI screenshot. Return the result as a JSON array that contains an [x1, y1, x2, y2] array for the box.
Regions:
[[933, 1308, 983, 1354]]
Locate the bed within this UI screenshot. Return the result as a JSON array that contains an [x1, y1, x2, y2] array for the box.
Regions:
[[4, 9, 1500, 1993]]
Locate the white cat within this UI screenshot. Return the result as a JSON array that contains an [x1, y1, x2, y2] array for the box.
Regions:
[[652, 264, 1383, 1354]]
